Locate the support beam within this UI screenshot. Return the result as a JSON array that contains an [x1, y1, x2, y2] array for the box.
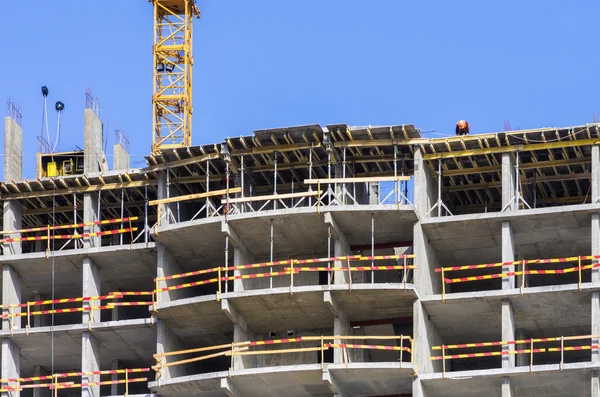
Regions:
[[3, 115, 23, 255], [156, 244, 190, 303], [81, 332, 100, 397], [156, 319, 186, 380], [502, 221, 516, 290], [222, 222, 256, 292], [222, 299, 253, 370], [322, 370, 344, 396], [82, 257, 101, 325], [501, 376, 514, 397], [502, 153, 515, 211], [1, 339, 19, 397], [220, 378, 241, 397], [84, 108, 104, 174], [83, 193, 100, 248], [2, 265, 21, 330], [502, 299, 515, 368], [221, 299, 247, 333], [324, 291, 362, 364], [324, 213, 357, 284], [413, 150, 437, 218]]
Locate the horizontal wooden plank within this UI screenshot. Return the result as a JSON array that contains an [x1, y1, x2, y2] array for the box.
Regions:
[[149, 187, 241, 206], [221, 190, 321, 204], [304, 176, 410, 184]]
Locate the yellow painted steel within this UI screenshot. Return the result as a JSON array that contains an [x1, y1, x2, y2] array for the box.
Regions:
[[150, 0, 200, 153]]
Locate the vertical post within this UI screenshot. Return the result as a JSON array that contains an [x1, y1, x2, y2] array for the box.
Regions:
[[394, 145, 398, 204], [437, 160, 442, 217], [308, 149, 313, 206], [120, 188, 124, 245], [270, 219, 274, 289], [327, 226, 332, 286], [73, 192, 78, 248], [514, 151, 520, 210], [144, 186, 149, 245], [342, 147, 347, 204], [225, 236, 229, 293], [241, 155, 245, 198], [273, 152, 278, 209], [371, 213, 375, 283], [206, 159, 210, 218]]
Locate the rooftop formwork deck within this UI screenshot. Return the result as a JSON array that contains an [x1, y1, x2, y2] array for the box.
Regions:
[[2, 118, 600, 397]]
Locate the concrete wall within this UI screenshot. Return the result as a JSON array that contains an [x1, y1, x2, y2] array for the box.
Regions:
[[413, 223, 441, 295], [113, 143, 130, 170], [156, 319, 188, 380], [84, 108, 104, 174], [413, 301, 442, 374], [3, 116, 23, 256], [156, 244, 194, 303], [414, 150, 436, 219]]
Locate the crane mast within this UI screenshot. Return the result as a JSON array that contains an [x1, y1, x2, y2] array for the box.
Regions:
[[150, 0, 200, 153]]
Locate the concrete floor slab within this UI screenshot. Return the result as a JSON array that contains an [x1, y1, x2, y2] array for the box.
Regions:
[[0, 243, 157, 301], [329, 363, 414, 396], [422, 285, 592, 344], [156, 285, 417, 345], [420, 362, 596, 397], [12, 318, 156, 376], [149, 363, 414, 397], [152, 206, 417, 271], [422, 204, 597, 266]]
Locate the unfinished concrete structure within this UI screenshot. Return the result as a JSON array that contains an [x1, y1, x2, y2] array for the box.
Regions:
[[1, 109, 600, 397]]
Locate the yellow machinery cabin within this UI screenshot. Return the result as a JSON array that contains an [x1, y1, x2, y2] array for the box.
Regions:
[[37, 151, 84, 178]]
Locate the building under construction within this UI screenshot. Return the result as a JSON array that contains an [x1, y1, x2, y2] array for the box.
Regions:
[[3, 1, 600, 397]]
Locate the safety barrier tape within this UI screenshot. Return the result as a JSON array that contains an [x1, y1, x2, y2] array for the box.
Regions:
[[52, 377, 148, 390], [109, 301, 153, 306], [1, 368, 149, 383], [327, 343, 411, 352], [248, 338, 304, 346], [0, 293, 125, 309], [108, 291, 153, 296], [1, 227, 137, 243], [434, 336, 560, 350], [436, 255, 600, 272], [157, 255, 413, 282], [0, 217, 139, 235], [432, 345, 600, 360], [445, 263, 600, 284], [289, 265, 418, 272]]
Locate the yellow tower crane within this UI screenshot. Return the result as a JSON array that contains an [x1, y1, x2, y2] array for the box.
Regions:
[[149, 0, 201, 154]]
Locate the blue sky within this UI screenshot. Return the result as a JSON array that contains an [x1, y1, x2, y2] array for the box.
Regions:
[[1, 0, 599, 178]]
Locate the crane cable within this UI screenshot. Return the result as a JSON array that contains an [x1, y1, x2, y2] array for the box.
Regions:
[[50, 181, 56, 377]]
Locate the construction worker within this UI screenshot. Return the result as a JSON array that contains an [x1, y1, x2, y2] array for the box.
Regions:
[[455, 120, 470, 136]]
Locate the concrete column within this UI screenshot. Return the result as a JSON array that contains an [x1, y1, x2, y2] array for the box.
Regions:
[[82, 332, 100, 397], [502, 153, 515, 211], [33, 294, 45, 328], [3, 115, 23, 256], [113, 143, 130, 171], [156, 244, 190, 303], [325, 292, 364, 364], [367, 182, 379, 205], [501, 376, 514, 397], [502, 299, 515, 368], [84, 108, 104, 174], [83, 193, 100, 248], [593, 213, 600, 283], [223, 220, 257, 291], [1, 339, 20, 397], [413, 301, 442, 374], [2, 265, 21, 331], [592, 371, 600, 397], [593, 146, 600, 203], [413, 223, 441, 295], [412, 378, 429, 397], [592, 292, 600, 364], [222, 299, 254, 369], [82, 257, 101, 324], [32, 365, 49, 397], [156, 319, 186, 380], [110, 359, 120, 396], [323, 213, 361, 285], [413, 150, 437, 219], [515, 328, 528, 367], [502, 221, 516, 290]]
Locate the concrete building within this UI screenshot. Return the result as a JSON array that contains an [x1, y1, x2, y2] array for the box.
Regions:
[[1, 110, 600, 397]]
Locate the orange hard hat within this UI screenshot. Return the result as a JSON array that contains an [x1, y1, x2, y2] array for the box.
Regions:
[[457, 120, 467, 129]]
